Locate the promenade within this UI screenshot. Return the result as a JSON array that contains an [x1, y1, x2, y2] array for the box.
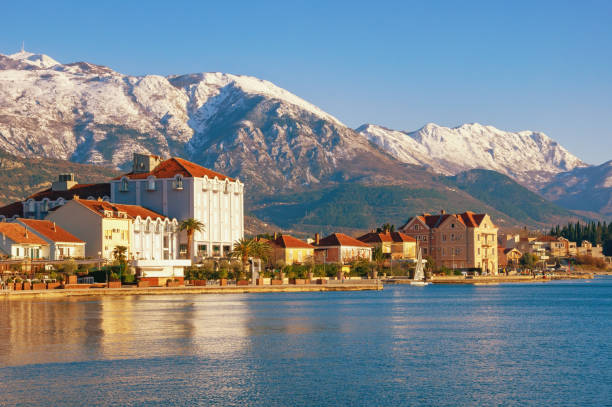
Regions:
[[0, 281, 383, 299]]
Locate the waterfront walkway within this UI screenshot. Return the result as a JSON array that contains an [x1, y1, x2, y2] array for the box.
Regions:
[[1, 281, 383, 299]]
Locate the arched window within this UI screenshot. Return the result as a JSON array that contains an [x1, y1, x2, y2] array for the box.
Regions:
[[120, 177, 129, 192], [41, 199, 49, 212], [173, 175, 183, 190], [147, 176, 156, 191], [27, 200, 35, 213]]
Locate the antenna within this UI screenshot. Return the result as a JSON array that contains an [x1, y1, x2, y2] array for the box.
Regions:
[[21, 41, 24, 53]]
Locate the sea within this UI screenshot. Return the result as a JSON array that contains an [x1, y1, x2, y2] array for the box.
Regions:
[[1, 277, 611, 406]]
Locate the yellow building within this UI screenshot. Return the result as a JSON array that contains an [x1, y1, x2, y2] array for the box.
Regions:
[[47, 198, 133, 260], [356, 231, 417, 260], [400, 210, 499, 274], [268, 234, 314, 266]]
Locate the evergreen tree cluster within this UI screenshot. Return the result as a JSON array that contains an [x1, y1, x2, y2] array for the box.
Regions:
[[550, 221, 612, 256]]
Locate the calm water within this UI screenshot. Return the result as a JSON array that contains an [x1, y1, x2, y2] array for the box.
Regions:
[[1, 278, 611, 407]]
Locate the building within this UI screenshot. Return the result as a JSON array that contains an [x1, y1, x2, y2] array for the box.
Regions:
[[268, 234, 315, 266], [356, 231, 417, 260], [0, 174, 109, 221], [0, 222, 48, 259], [110, 153, 244, 260], [48, 197, 189, 281], [16, 219, 85, 260], [313, 233, 372, 264], [400, 210, 499, 274], [577, 240, 604, 258], [47, 198, 132, 260], [504, 248, 522, 268]]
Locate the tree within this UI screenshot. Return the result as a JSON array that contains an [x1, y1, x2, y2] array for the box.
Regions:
[[603, 239, 612, 257], [377, 223, 395, 233], [372, 246, 386, 274], [112, 245, 128, 274], [519, 253, 538, 268], [229, 238, 271, 279], [178, 218, 205, 260]]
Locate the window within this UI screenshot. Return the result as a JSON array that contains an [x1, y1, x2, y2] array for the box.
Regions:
[[423, 248, 427, 255], [173, 175, 184, 190], [41, 199, 49, 212], [442, 234, 447, 241], [451, 233, 455, 241], [120, 178, 129, 192], [15, 247, 20, 257], [478, 248, 481, 255], [451, 223, 455, 228], [213, 245, 221, 256], [198, 244, 207, 256], [179, 244, 188, 254], [147, 176, 156, 191], [223, 245, 231, 256], [442, 248, 445, 255]]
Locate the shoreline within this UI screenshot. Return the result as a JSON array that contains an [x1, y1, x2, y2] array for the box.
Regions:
[[385, 273, 597, 285], [0, 282, 383, 299]]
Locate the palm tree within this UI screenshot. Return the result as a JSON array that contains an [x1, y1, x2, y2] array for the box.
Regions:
[[229, 238, 271, 280], [372, 246, 385, 275], [179, 218, 205, 260], [112, 245, 128, 274]]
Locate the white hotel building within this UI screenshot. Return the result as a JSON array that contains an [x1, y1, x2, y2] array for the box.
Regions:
[[110, 154, 244, 260]]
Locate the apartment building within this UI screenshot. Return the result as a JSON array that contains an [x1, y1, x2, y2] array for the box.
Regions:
[[400, 210, 499, 274], [110, 153, 244, 260]]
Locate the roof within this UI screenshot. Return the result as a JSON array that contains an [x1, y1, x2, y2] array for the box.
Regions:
[[17, 219, 84, 243], [272, 235, 314, 249], [403, 211, 490, 230], [538, 235, 562, 242], [0, 223, 47, 245], [0, 201, 23, 218], [357, 231, 416, 244], [504, 247, 522, 255], [27, 183, 110, 201], [74, 199, 168, 220], [115, 157, 235, 182], [316, 233, 372, 248]]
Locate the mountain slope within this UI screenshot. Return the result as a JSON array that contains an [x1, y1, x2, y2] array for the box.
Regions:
[[0, 51, 412, 195], [540, 161, 612, 218], [357, 123, 586, 189], [0, 148, 118, 205], [445, 169, 584, 225]]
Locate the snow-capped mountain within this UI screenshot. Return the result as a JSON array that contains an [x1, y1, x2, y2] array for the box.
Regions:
[[357, 123, 587, 189], [540, 160, 612, 217], [0, 50, 407, 194]]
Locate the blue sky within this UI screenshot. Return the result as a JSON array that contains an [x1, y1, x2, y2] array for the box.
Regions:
[[2, 0, 611, 164]]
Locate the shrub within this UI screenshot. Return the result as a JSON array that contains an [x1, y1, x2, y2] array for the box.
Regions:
[[122, 273, 135, 283], [574, 255, 606, 269], [61, 260, 78, 275]]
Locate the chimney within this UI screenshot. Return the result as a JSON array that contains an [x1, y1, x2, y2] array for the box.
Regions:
[[315, 233, 320, 245], [97, 197, 103, 202], [53, 222, 57, 232], [24, 227, 28, 239], [273, 232, 278, 240], [133, 153, 164, 173], [73, 195, 80, 200], [441, 209, 446, 214], [52, 173, 77, 191]]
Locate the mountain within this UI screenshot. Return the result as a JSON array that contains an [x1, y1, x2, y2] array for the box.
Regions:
[[0, 51, 411, 195], [540, 161, 612, 218], [356, 123, 586, 189], [445, 169, 584, 225], [0, 50, 595, 230], [0, 148, 118, 205]]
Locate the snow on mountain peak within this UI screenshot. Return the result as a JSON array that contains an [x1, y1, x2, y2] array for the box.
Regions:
[[6, 50, 60, 69], [357, 122, 587, 189]]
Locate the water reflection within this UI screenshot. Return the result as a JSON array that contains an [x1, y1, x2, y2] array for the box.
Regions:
[[1, 280, 611, 407]]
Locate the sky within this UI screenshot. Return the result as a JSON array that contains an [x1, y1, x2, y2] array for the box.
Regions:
[[1, 0, 611, 164]]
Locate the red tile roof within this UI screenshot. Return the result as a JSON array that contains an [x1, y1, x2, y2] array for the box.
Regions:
[[537, 235, 562, 242], [115, 157, 234, 181], [357, 231, 416, 244], [316, 233, 372, 248], [18, 219, 84, 243], [272, 235, 314, 249], [0, 223, 47, 245], [403, 211, 490, 230], [74, 199, 167, 220]]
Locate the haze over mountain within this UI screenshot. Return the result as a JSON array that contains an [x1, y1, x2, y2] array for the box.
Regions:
[[357, 123, 587, 190], [0, 50, 602, 229], [540, 160, 612, 218]]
